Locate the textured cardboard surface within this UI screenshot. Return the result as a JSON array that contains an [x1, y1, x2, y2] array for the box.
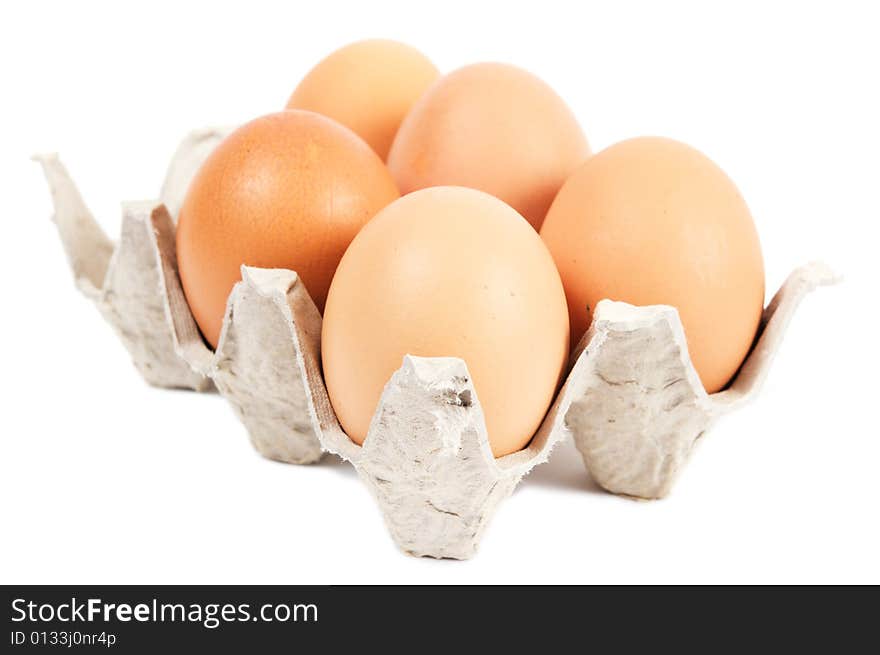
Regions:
[[37, 130, 836, 558], [354, 357, 520, 559], [35, 154, 210, 391], [564, 260, 838, 499]]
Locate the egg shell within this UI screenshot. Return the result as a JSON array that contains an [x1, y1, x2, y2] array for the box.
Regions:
[[176, 110, 399, 347], [540, 136, 765, 393], [387, 62, 590, 230], [321, 186, 570, 457], [287, 39, 440, 160]]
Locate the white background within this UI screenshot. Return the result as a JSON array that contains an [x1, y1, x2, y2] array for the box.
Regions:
[[1, 0, 877, 584]]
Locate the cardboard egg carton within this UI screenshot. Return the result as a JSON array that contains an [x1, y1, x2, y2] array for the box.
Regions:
[[35, 130, 837, 559]]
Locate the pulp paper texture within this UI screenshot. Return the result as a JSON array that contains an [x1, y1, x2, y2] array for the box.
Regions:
[[565, 261, 837, 499], [37, 130, 836, 559], [35, 155, 210, 391]]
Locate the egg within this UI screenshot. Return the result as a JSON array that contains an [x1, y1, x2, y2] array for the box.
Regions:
[[387, 62, 590, 231], [286, 39, 440, 160], [540, 137, 765, 393], [176, 110, 399, 348], [322, 186, 570, 457]]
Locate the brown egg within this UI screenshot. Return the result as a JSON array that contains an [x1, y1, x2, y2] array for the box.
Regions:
[[387, 63, 590, 231], [176, 110, 399, 348], [322, 186, 570, 457], [286, 39, 439, 160], [540, 137, 765, 393]]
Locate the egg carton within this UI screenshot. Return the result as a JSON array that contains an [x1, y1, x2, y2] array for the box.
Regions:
[[35, 130, 837, 559]]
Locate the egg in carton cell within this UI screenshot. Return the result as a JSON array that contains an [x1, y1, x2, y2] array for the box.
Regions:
[[34, 131, 837, 559]]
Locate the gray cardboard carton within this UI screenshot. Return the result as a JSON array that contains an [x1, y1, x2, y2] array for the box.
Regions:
[[35, 131, 836, 558]]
